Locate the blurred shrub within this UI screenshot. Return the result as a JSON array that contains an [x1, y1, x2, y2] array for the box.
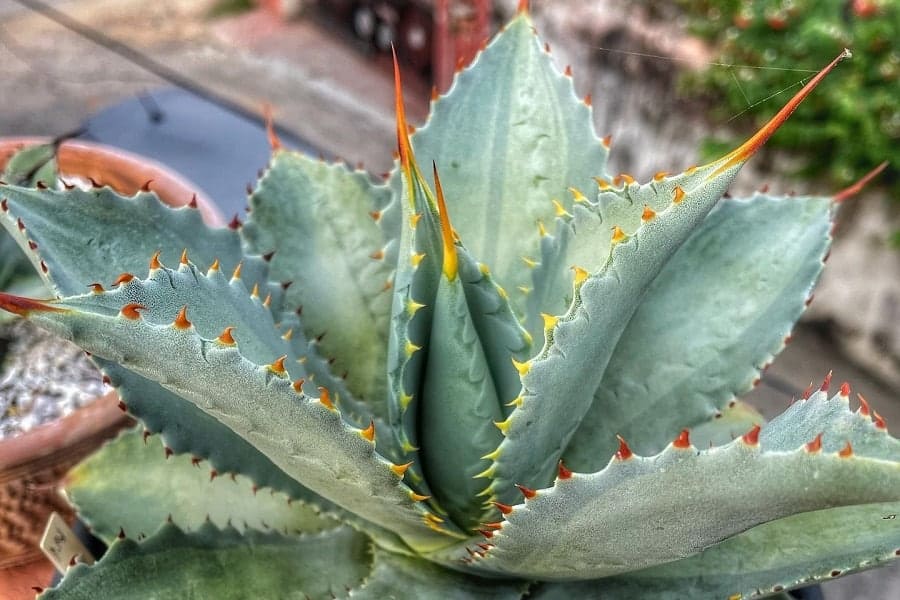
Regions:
[[677, 0, 898, 203]]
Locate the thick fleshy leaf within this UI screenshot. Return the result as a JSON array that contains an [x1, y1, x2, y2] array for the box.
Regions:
[[65, 428, 337, 545], [2, 293, 459, 551], [242, 151, 394, 414], [0, 184, 316, 497], [398, 13, 609, 330], [533, 503, 900, 599], [564, 194, 833, 471], [417, 174, 505, 532], [39, 523, 371, 600], [0, 184, 276, 304], [473, 389, 900, 580], [483, 49, 849, 505], [351, 547, 528, 600]]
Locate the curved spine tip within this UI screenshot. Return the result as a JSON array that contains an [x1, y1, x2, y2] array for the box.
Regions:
[[173, 305, 192, 329], [615, 435, 633, 460], [805, 432, 823, 453], [360, 420, 376, 442], [742, 424, 761, 446], [120, 303, 147, 320], [673, 429, 691, 449]]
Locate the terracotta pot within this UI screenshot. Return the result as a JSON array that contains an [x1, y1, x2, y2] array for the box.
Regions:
[[0, 138, 222, 577]]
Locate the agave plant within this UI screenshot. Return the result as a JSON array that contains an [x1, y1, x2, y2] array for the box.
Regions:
[[1, 5, 899, 598]]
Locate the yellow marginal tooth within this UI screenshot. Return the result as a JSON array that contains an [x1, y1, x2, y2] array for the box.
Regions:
[[641, 205, 657, 221], [493, 418, 512, 435], [250, 283, 260, 299], [406, 299, 426, 316], [517, 286, 531, 296], [231, 261, 243, 281], [432, 162, 458, 280], [409, 492, 431, 502], [477, 488, 495, 499], [390, 462, 413, 477], [506, 395, 524, 408], [653, 171, 668, 182], [684, 165, 698, 176], [552, 199, 573, 217], [424, 513, 444, 524], [282, 328, 294, 341], [180, 248, 189, 265], [400, 392, 414, 410], [567, 187, 586, 203], [411, 252, 426, 267], [593, 176, 611, 190], [405, 340, 421, 357], [401, 438, 419, 453], [537, 220, 548, 237], [478, 263, 491, 275], [541, 313, 559, 330], [481, 448, 502, 461], [611, 225, 627, 244], [511, 358, 531, 376], [474, 465, 496, 479], [673, 186, 686, 204], [409, 212, 422, 228], [571, 265, 589, 285], [521, 256, 539, 269], [496, 286, 508, 300], [208, 258, 220, 274], [619, 173, 636, 185], [149, 250, 162, 270], [359, 421, 376, 442]]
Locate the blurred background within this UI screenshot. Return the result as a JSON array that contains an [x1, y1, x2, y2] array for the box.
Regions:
[[0, 0, 898, 596]]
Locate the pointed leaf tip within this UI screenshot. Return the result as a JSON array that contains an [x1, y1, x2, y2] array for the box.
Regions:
[[263, 103, 283, 151], [833, 161, 889, 202], [433, 162, 458, 279], [0, 293, 64, 317], [709, 49, 851, 178], [517, 0, 529, 14]]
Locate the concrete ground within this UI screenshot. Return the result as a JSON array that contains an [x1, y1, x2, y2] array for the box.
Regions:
[[1, 0, 899, 597]]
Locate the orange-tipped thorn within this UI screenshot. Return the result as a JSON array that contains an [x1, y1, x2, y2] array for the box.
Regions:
[[88, 283, 104, 294], [149, 250, 162, 270], [857, 393, 871, 417], [615, 435, 633, 460], [515, 484, 536, 500], [834, 161, 888, 203], [493, 501, 513, 515], [120, 303, 146, 320], [263, 103, 282, 151], [801, 382, 815, 400], [820, 370, 833, 392], [291, 379, 304, 393], [180, 249, 189, 265], [838, 441, 853, 458], [217, 326, 236, 345], [874, 411, 887, 430], [360, 420, 376, 442], [317, 387, 335, 410], [806, 432, 823, 453], [517, 0, 529, 13], [673, 186, 686, 204], [742, 424, 761, 446], [641, 205, 656, 222], [269, 355, 287, 375], [673, 429, 691, 449], [839, 382, 851, 397], [390, 462, 412, 477], [112, 273, 135, 286], [173, 306, 191, 329], [557, 460, 573, 480]]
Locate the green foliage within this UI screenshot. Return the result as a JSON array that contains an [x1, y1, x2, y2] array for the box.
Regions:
[[678, 0, 899, 195], [1, 6, 898, 599]]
